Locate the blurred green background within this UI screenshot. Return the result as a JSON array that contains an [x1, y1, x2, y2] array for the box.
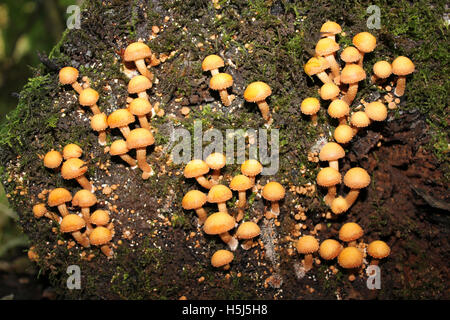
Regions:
[[0, 0, 77, 278]]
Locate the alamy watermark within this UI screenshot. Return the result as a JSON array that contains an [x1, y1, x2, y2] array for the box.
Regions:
[[66, 265, 81, 290], [366, 5, 381, 29], [366, 265, 381, 289], [67, 5, 81, 30]]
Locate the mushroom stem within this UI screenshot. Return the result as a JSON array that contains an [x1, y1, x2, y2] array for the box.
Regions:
[[358, 53, 365, 67], [72, 231, 90, 248], [343, 82, 359, 105], [135, 59, 153, 81], [120, 154, 137, 168], [329, 160, 339, 171], [137, 115, 151, 130], [72, 83, 83, 94], [90, 104, 101, 115], [270, 201, 280, 215], [324, 55, 340, 83], [210, 69, 219, 76], [394, 76, 406, 97], [217, 202, 228, 214], [324, 186, 337, 206], [339, 116, 348, 125], [241, 240, 254, 250], [316, 71, 333, 84], [46, 211, 61, 223], [81, 208, 93, 234], [57, 204, 69, 217], [196, 176, 214, 189], [210, 169, 221, 184], [344, 189, 360, 210], [304, 254, 314, 271], [348, 240, 357, 247], [219, 89, 232, 106], [311, 114, 318, 126], [370, 259, 380, 266], [100, 245, 113, 258], [136, 148, 153, 177], [256, 100, 271, 121], [195, 208, 208, 225], [138, 92, 150, 100], [235, 208, 244, 223], [119, 126, 131, 139], [76, 175, 93, 192], [238, 191, 247, 209], [219, 232, 238, 251], [98, 131, 107, 146]]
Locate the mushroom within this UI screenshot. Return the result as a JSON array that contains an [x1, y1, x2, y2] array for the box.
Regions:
[[320, 82, 340, 101], [333, 124, 354, 144], [328, 99, 350, 125], [330, 196, 348, 215], [315, 38, 340, 82], [241, 159, 262, 185], [300, 97, 321, 126], [129, 98, 153, 130], [33, 203, 60, 222], [339, 222, 364, 247], [27, 247, 39, 262], [60, 214, 90, 248], [107, 109, 135, 139], [209, 73, 234, 106], [365, 101, 387, 122], [243, 81, 272, 121], [340, 47, 362, 68], [319, 142, 345, 170], [79, 88, 101, 115], [392, 56, 415, 97], [229, 175, 253, 222], [61, 158, 93, 192], [320, 21, 342, 41], [184, 159, 213, 189], [90, 113, 108, 146], [261, 181, 285, 218], [350, 111, 371, 135], [371, 60, 392, 84], [211, 249, 234, 270], [90, 210, 110, 227], [304, 56, 332, 84], [126, 128, 155, 179], [62, 144, 82, 160], [59, 67, 83, 94], [235, 221, 260, 250], [296, 235, 319, 271], [337, 247, 363, 270], [207, 184, 232, 214], [182, 190, 208, 226], [202, 54, 225, 76], [72, 189, 97, 235], [110, 139, 137, 168], [43, 150, 63, 170], [367, 240, 391, 265], [123, 42, 153, 80], [352, 32, 377, 67], [342, 167, 371, 211], [128, 75, 152, 99], [316, 167, 341, 206], [203, 212, 238, 251], [319, 239, 343, 261], [48, 188, 72, 217], [89, 226, 113, 258], [341, 64, 366, 105], [205, 152, 226, 184]]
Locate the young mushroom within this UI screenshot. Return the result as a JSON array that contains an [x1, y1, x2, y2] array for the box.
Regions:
[[339, 222, 364, 247], [90, 113, 108, 146], [319, 142, 345, 171], [33, 203, 60, 223], [319, 239, 343, 261], [48, 188, 72, 217], [371, 60, 392, 84], [211, 249, 234, 270], [350, 111, 371, 135], [316, 167, 341, 206], [205, 152, 226, 184], [60, 214, 90, 248], [315, 38, 341, 82], [184, 159, 213, 189], [241, 159, 262, 185], [342, 167, 371, 211], [392, 56, 415, 97], [330, 196, 348, 215], [62, 144, 83, 160], [129, 98, 153, 130], [79, 88, 101, 115], [352, 31, 377, 67], [203, 212, 238, 251], [110, 139, 137, 169], [202, 55, 225, 76], [182, 190, 208, 226], [209, 73, 234, 106], [341, 64, 366, 105], [244, 81, 272, 121], [304, 56, 332, 84], [43, 150, 63, 170], [320, 82, 340, 101], [337, 247, 363, 271], [365, 101, 387, 122], [123, 42, 153, 80], [235, 221, 260, 250], [340, 46, 362, 68], [128, 75, 152, 99], [320, 21, 342, 41], [367, 240, 391, 265], [89, 226, 113, 258], [59, 67, 83, 94], [207, 184, 233, 214], [296, 235, 319, 272], [333, 124, 354, 144], [229, 174, 253, 222], [61, 158, 93, 191], [300, 97, 321, 126], [262, 182, 285, 218], [72, 189, 97, 235], [328, 99, 350, 125], [126, 128, 155, 179], [90, 210, 110, 228], [107, 109, 135, 139]]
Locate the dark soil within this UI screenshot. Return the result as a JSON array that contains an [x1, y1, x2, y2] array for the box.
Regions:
[[0, 0, 448, 299]]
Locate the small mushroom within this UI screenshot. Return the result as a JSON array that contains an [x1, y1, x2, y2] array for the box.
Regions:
[[43, 150, 63, 170], [342, 167, 371, 211], [61, 158, 93, 192], [339, 222, 364, 247], [296, 235, 319, 272], [72, 189, 97, 235], [107, 109, 135, 139], [126, 128, 155, 179], [315, 38, 341, 82], [316, 167, 341, 206], [211, 249, 234, 270], [235, 221, 260, 250], [340, 47, 362, 67], [123, 42, 153, 80], [365, 101, 387, 122], [48, 188, 72, 217], [328, 99, 350, 125], [59, 67, 83, 94], [241, 159, 263, 185], [244, 81, 272, 121], [62, 144, 82, 160], [333, 124, 354, 144], [203, 212, 238, 251], [79, 88, 101, 115], [90, 113, 108, 146], [320, 21, 342, 41], [110, 139, 137, 169], [261, 182, 285, 218], [229, 175, 253, 222], [350, 111, 371, 135], [304, 56, 332, 84], [371, 60, 392, 84], [202, 54, 225, 76], [182, 190, 208, 226], [337, 247, 363, 271], [341, 64, 366, 105], [300, 97, 321, 126], [392, 56, 415, 97], [205, 152, 226, 184], [320, 82, 340, 101], [60, 214, 90, 248], [319, 239, 343, 261], [330, 196, 348, 215], [33, 203, 60, 223], [352, 32, 377, 67], [90, 210, 110, 227], [209, 73, 234, 106], [184, 159, 213, 189], [207, 184, 233, 214], [128, 75, 152, 99], [367, 240, 391, 265], [89, 226, 113, 258], [129, 98, 153, 130], [319, 142, 345, 171]]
